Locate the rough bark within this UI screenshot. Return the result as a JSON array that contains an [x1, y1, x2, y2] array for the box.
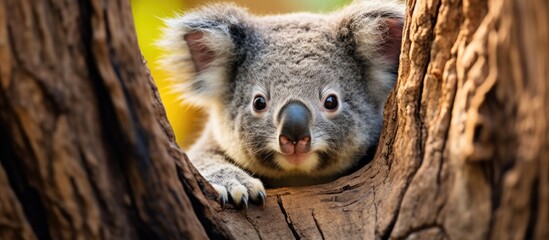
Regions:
[[0, 0, 228, 239], [0, 0, 547, 240]]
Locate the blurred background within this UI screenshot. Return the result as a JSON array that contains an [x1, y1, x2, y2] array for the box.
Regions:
[[130, 0, 350, 149]]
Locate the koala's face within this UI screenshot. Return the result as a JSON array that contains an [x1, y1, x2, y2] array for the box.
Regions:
[[226, 16, 382, 176], [159, 2, 404, 178]]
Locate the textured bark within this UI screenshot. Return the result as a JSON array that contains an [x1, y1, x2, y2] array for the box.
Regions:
[[0, 0, 547, 240], [0, 0, 228, 239]]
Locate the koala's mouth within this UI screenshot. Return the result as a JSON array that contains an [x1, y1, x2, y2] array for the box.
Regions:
[[282, 152, 312, 165], [275, 138, 319, 172], [274, 151, 318, 173]]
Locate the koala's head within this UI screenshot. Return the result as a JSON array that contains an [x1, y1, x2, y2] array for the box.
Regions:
[[159, 0, 404, 179]]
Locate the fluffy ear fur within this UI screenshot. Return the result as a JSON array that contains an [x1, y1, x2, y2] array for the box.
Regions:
[[157, 4, 250, 107], [336, 0, 404, 64], [335, 0, 405, 107]]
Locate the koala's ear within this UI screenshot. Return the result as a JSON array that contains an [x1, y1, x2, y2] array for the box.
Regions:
[[336, 0, 404, 107], [157, 3, 250, 106], [336, 0, 404, 66]]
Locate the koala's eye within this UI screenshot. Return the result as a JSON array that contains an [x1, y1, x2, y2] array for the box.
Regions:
[[253, 95, 267, 111], [323, 95, 338, 111]]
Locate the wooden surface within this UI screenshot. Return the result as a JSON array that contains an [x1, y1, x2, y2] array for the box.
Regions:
[[0, 0, 226, 239], [0, 0, 547, 239]]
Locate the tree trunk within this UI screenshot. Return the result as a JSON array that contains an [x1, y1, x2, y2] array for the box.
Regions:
[[0, 0, 547, 240], [0, 0, 229, 239]]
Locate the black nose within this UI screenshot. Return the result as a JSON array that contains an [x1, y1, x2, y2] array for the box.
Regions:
[[278, 101, 311, 143]]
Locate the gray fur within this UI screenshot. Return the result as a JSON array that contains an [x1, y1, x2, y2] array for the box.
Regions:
[[158, 0, 404, 206]]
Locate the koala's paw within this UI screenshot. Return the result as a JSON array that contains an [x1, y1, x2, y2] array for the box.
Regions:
[[204, 166, 266, 210]]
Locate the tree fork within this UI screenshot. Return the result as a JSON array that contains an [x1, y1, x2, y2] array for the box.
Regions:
[[0, 0, 547, 239]]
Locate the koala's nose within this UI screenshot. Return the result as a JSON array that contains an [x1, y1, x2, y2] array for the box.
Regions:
[[278, 101, 311, 154]]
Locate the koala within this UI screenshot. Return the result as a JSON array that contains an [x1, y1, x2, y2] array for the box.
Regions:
[[158, 0, 404, 209]]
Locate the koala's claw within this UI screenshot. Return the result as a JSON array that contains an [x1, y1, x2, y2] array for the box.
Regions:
[[239, 196, 248, 210], [219, 194, 227, 209], [212, 183, 229, 209], [253, 191, 266, 206], [207, 169, 266, 210]]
